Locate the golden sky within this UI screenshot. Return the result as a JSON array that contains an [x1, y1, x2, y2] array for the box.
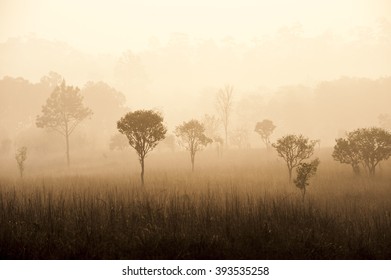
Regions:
[[1, 0, 390, 53]]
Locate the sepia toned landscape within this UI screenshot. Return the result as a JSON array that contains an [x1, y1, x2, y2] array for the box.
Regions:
[[1, 0, 391, 259]]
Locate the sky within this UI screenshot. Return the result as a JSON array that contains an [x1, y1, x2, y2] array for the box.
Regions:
[[1, 0, 390, 54]]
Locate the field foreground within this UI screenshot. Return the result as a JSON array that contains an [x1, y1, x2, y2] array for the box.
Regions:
[[1, 161, 391, 260]]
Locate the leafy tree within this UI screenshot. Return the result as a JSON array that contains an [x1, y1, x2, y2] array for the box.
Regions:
[[332, 137, 361, 175], [334, 127, 391, 176], [117, 110, 167, 186], [272, 134, 317, 182], [175, 119, 212, 171], [294, 158, 320, 201], [15, 146, 27, 178], [36, 81, 92, 167], [254, 119, 276, 150], [216, 85, 233, 147]]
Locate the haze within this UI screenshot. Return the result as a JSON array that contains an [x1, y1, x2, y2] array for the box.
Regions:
[[1, 0, 391, 149], [2, 1, 391, 262]]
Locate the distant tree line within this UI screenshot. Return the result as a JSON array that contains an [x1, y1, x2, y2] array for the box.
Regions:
[[1, 73, 390, 188]]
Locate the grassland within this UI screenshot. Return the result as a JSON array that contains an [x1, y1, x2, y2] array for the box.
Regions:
[[0, 149, 391, 259]]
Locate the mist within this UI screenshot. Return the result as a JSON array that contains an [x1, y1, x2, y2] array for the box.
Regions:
[[1, 0, 391, 261]]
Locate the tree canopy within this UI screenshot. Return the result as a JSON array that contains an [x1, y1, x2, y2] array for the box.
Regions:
[[333, 127, 391, 175], [117, 110, 167, 186], [36, 80, 92, 167], [272, 134, 317, 182], [175, 119, 212, 171], [254, 119, 276, 149]]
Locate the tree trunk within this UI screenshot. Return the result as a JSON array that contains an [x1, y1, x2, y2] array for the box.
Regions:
[[140, 156, 145, 187], [19, 166, 23, 178], [352, 164, 360, 175], [191, 153, 195, 172], [225, 126, 228, 149], [369, 165, 375, 176], [65, 133, 70, 168], [288, 167, 292, 183]]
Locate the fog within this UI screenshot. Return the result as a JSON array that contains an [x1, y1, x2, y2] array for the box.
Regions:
[[1, 0, 391, 168], [2, 1, 391, 262]]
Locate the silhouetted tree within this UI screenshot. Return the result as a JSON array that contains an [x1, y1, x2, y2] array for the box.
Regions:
[[294, 158, 320, 201], [216, 85, 233, 147], [272, 134, 317, 182], [36, 81, 92, 167], [332, 137, 361, 175], [117, 110, 167, 186], [254, 119, 276, 150], [15, 146, 27, 178], [175, 119, 212, 171], [333, 127, 391, 176]]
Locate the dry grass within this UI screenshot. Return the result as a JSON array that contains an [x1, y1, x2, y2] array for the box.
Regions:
[[0, 149, 391, 259]]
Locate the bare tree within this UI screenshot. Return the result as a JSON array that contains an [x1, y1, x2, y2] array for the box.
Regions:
[[216, 85, 233, 148], [117, 110, 167, 186], [202, 114, 223, 157], [36, 81, 92, 167], [175, 119, 212, 171]]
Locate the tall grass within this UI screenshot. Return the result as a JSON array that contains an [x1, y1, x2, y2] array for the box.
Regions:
[[0, 151, 391, 259]]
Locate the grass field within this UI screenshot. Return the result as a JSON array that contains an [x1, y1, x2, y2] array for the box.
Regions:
[[0, 149, 391, 259]]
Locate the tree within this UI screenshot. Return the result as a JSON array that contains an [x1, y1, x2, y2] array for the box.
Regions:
[[202, 114, 223, 157], [117, 110, 167, 186], [333, 127, 391, 176], [40, 71, 63, 89], [294, 158, 320, 201], [175, 119, 212, 171], [272, 134, 317, 182], [355, 128, 391, 175], [36, 81, 92, 167], [216, 85, 233, 147], [202, 114, 221, 139], [332, 137, 361, 175], [15, 146, 27, 178], [254, 119, 276, 150]]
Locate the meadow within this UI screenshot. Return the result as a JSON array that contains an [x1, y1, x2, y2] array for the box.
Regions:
[[0, 149, 391, 259]]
